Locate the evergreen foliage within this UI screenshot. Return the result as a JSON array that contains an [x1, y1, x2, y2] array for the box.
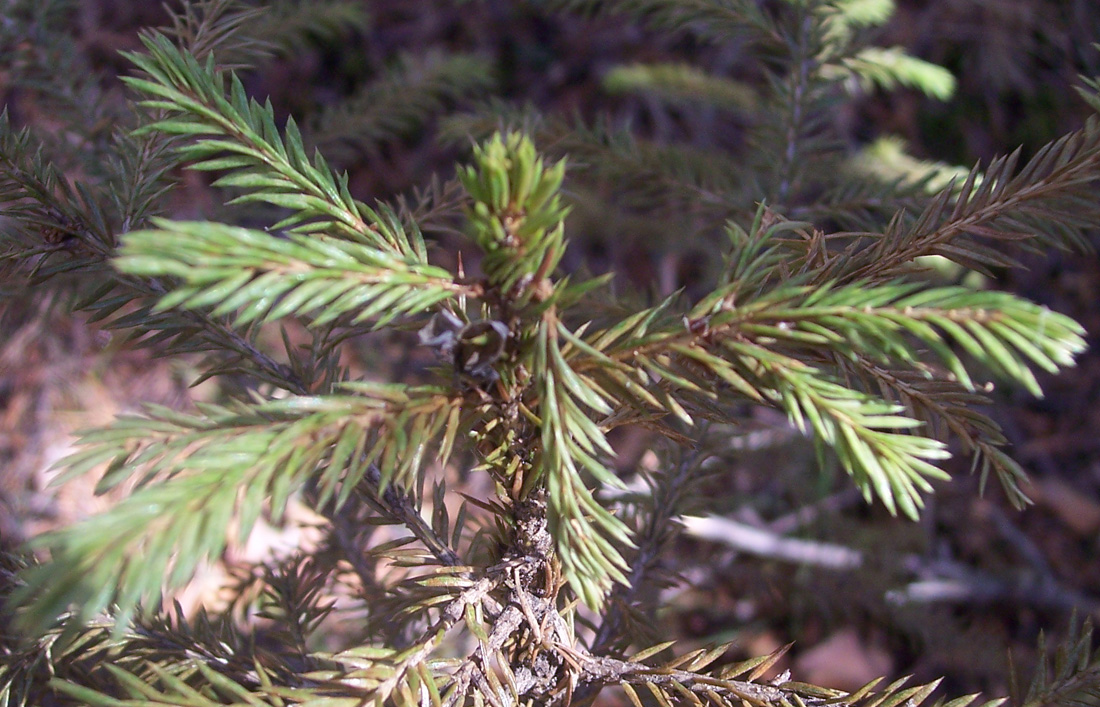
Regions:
[[1, 1, 1099, 706]]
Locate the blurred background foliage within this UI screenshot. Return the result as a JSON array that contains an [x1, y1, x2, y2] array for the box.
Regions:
[[2, 0, 1100, 697]]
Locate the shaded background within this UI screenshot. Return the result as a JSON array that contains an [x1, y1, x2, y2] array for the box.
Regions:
[[2, 0, 1100, 697]]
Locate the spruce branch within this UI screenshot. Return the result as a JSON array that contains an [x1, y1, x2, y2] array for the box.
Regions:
[[0, 9, 320, 386], [570, 643, 1009, 707], [311, 52, 495, 164], [455, 132, 634, 610], [0, 111, 115, 265], [354, 463, 464, 568], [737, 351, 951, 519], [122, 33, 429, 259], [824, 0, 896, 31], [844, 364, 1034, 507], [457, 131, 569, 298], [794, 137, 969, 231], [13, 386, 461, 632], [718, 284, 1084, 396], [160, 0, 272, 68], [588, 441, 712, 658], [832, 119, 1100, 283], [107, 128, 180, 235], [774, 6, 818, 205], [566, 252, 1084, 517], [835, 46, 957, 101], [603, 62, 759, 112], [115, 219, 467, 330], [1, 0, 124, 175], [447, 104, 757, 226], [6, 20, 483, 651], [241, 0, 370, 56], [537, 0, 778, 45], [539, 317, 634, 609], [1013, 617, 1100, 707], [583, 279, 1084, 407], [1, 0, 271, 260]]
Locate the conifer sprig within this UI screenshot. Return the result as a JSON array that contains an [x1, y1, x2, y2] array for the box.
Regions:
[[160, 0, 271, 67], [116, 220, 466, 329], [565, 264, 1084, 516], [444, 102, 761, 229], [603, 63, 759, 112], [122, 33, 426, 259], [850, 366, 1034, 507], [312, 52, 495, 164], [832, 118, 1100, 283], [1013, 617, 1100, 707], [458, 131, 569, 298], [14, 385, 461, 632], [836, 46, 956, 100], [540, 0, 776, 45], [0, 112, 115, 271], [243, 0, 371, 57], [538, 317, 633, 608]]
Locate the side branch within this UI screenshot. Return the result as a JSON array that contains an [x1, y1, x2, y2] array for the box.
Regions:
[[358, 463, 461, 567]]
